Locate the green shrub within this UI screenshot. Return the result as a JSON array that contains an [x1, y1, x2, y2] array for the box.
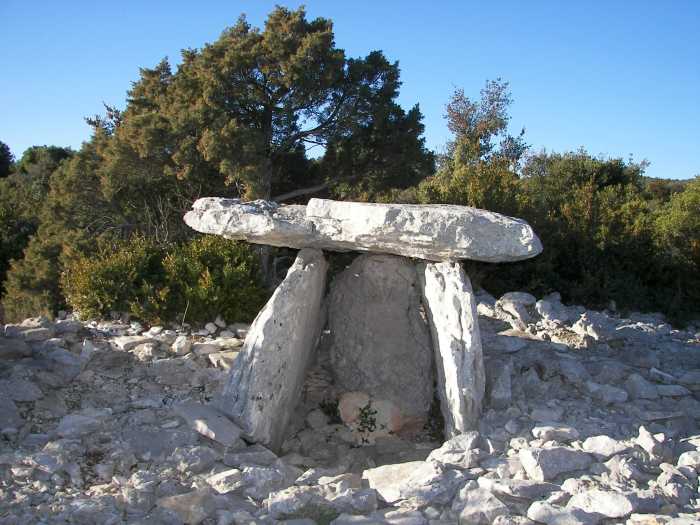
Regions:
[[61, 235, 268, 325]]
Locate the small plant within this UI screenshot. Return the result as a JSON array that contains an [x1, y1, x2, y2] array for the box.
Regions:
[[356, 402, 377, 434], [61, 235, 269, 324]]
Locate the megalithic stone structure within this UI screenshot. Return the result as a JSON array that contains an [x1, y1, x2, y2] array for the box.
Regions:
[[184, 197, 542, 262], [186, 197, 543, 450]]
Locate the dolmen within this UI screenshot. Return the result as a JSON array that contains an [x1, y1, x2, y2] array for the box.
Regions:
[[184, 198, 543, 451]]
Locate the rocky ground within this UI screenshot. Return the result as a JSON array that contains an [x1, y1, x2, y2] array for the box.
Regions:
[[1, 291, 699, 524]]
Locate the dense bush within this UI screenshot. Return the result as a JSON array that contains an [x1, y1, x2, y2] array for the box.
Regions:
[[61, 235, 269, 325]]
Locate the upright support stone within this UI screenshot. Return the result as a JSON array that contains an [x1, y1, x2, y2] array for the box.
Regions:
[[328, 254, 434, 427], [418, 262, 485, 437], [219, 248, 328, 450]]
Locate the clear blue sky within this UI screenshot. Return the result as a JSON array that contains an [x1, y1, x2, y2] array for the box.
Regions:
[[1, 1, 698, 179]]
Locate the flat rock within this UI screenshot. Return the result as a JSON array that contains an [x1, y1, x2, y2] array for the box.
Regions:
[[110, 335, 154, 351], [532, 425, 580, 442], [527, 501, 603, 525], [418, 261, 485, 436], [219, 249, 328, 450], [567, 489, 637, 519], [581, 435, 630, 459], [362, 460, 465, 506], [452, 486, 508, 525], [156, 488, 217, 524], [329, 254, 433, 423], [519, 447, 593, 481], [184, 197, 542, 262], [173, 402, 242, 447]]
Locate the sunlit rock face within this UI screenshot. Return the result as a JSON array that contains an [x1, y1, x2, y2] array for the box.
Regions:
[[184, 197, 543, 262]]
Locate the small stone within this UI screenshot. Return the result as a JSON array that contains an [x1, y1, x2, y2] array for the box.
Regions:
[[427, 431, 482, 468], [306, 409, 329, 430], [205, 322, 218, 334], [527, 501, 602, 525], [111, 335, 154, 351], [624, 373, 659, 400], [207, 350, 239, 370], [206, 468, 243, 494], [656, 384, 691, 397], [223, 444, 278, 467], [174, 402, 242, 447], [452, 486, 508, 525], [156, 488, 217, 524], [567, 489, 637, 519], [677, 450, 700, 471], [582, 435, 629, 459], [214, 316, 227, 328], [55, 413, 103, 438], [635, 426, 672, 463], [172, 445, 220, 473], [532, 425, 579, 442], [585, 381, 628, 405], [170, 335, 192, 356]]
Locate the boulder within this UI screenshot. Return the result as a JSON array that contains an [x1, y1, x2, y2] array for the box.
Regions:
[[519, 447, 593, 481], [362, 460, 465, 505], [184, 197, 543, 262], [219, 249, 328, 450], [452, 486, 508, 525], [567, 489, 638, 519], [581, 435, 630, 459], [329, 255, 433, 423], [418, 261, 485, 436]]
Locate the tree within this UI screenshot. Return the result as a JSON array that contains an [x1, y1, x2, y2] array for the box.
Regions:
[[321, 103, 435, 200], [419, 80, 526, 214], [0, 141, 14, 178], [159, 6, 432, 200]]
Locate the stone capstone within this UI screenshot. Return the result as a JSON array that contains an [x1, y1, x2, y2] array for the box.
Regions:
[[184, 197, 543, 262], [418, 261, 485, 436], [218, 248, 328, 450], [328, 254, 433, 424]]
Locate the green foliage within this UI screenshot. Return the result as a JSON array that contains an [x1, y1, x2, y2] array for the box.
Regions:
[[418, 80, 525, 214], [93, 6, 433, 201], [61, 235, 268, 325], [1, 227, 86, 321], [0, 141, 14, 178], [415, 80, 698, 323], [0, 146, 76, 306]]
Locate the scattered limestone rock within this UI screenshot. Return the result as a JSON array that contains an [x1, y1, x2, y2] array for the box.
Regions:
[[519, 447, 593, 481], [173, 401, 242, 447]]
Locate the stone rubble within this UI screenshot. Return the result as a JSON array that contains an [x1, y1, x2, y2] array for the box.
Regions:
[[0, 289, 698, 524]]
